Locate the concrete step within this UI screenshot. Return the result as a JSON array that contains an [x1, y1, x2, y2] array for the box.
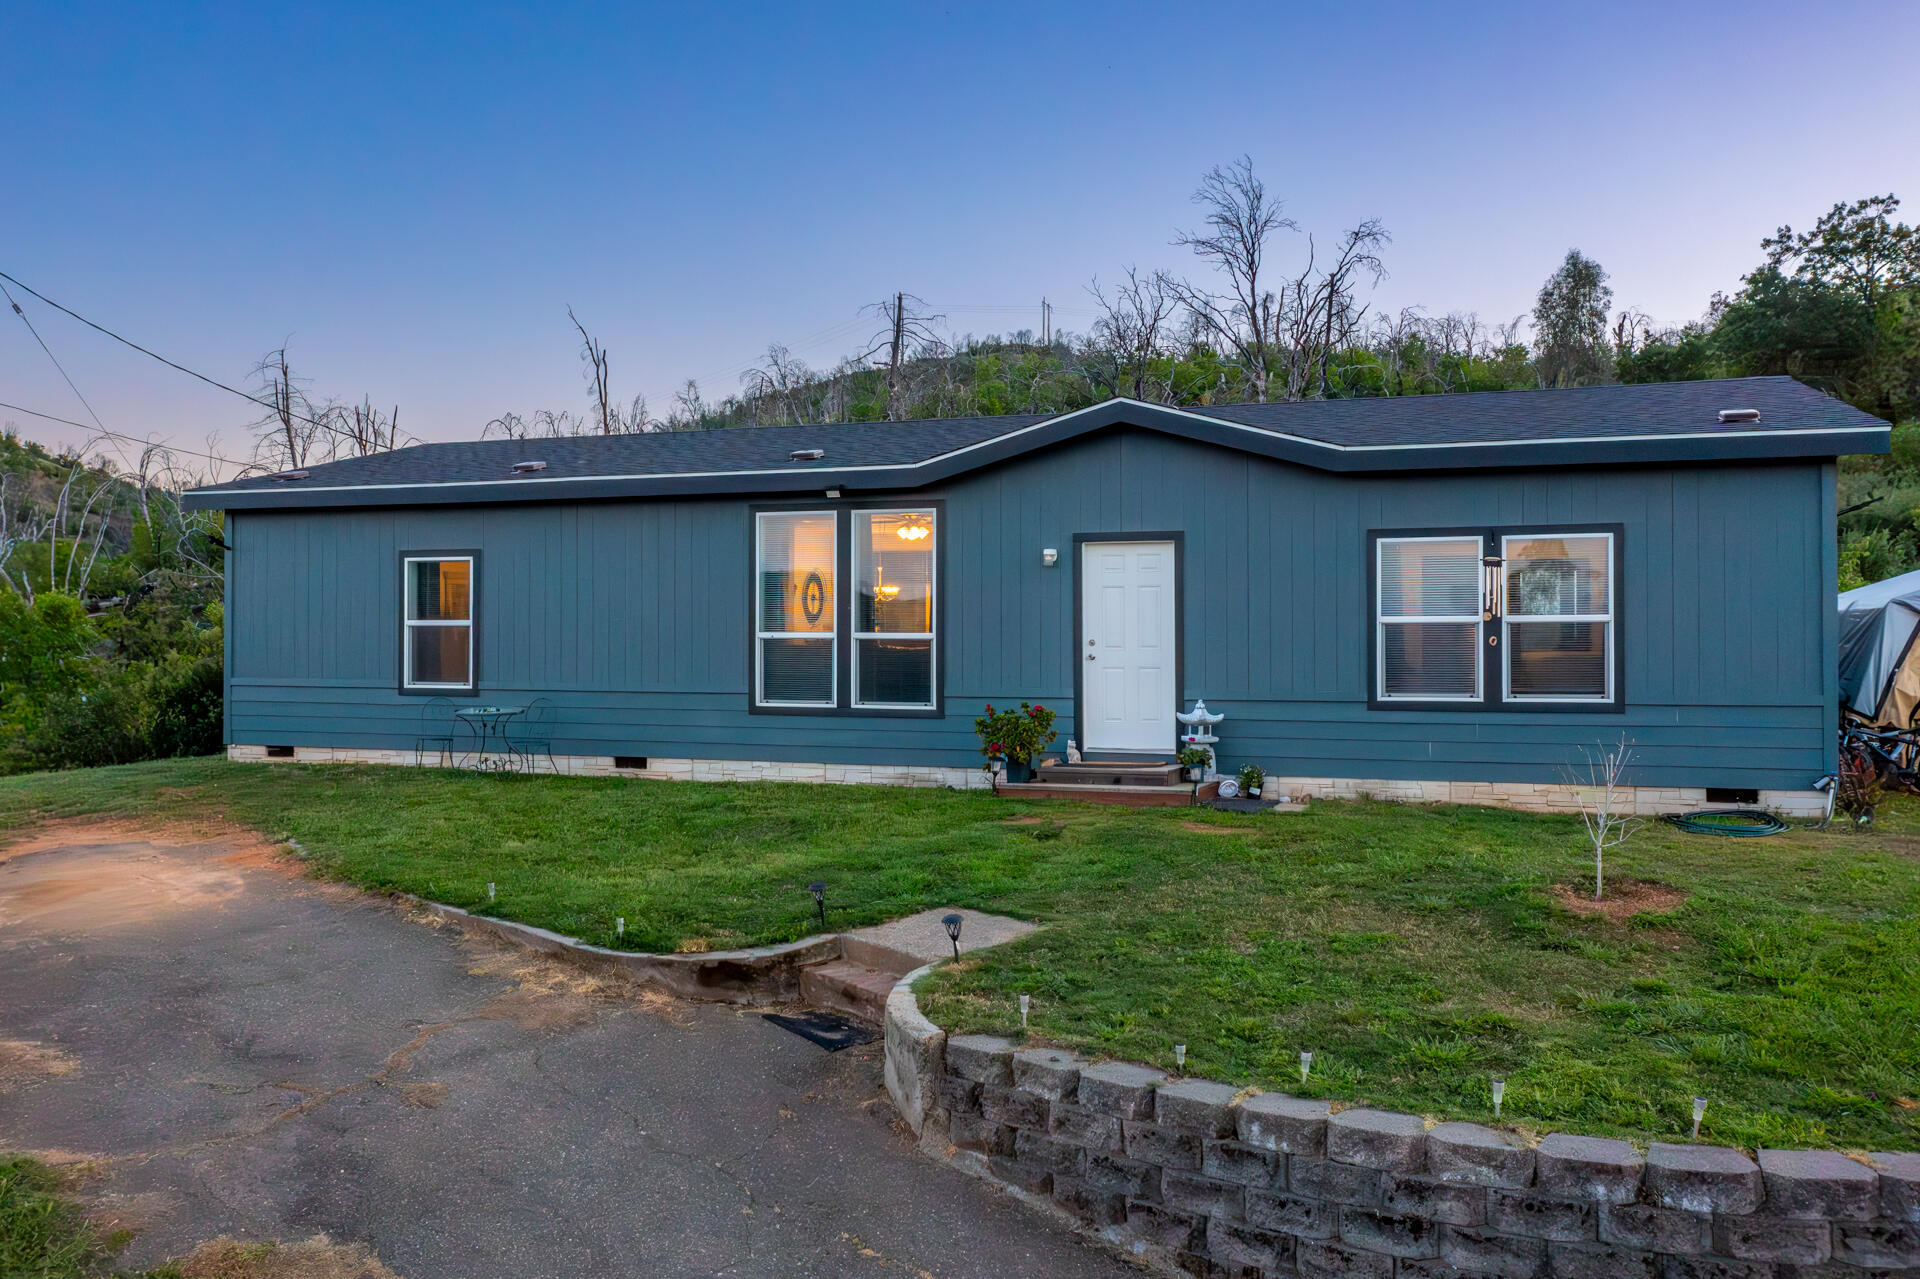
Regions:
[[798, 958, 899, 1023], [1032, 761, 1185, 787], [994, 779, 1220, 808]]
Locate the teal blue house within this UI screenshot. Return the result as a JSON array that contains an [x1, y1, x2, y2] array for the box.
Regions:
[[183, 377, 1886, 814]]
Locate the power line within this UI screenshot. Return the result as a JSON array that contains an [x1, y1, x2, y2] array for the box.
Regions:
[[0, 398, 239, 467], [0, 269, 355, 439], [1, 278, 134, 471]]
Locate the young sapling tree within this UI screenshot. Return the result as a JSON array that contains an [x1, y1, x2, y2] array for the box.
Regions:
[[1565, 735, 1644, 899]]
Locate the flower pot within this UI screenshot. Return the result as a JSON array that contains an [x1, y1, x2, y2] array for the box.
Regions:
[[1184, 766, 1204, 783], [1248, 785, 1263, 799], [1004, 759, 1034, 784]]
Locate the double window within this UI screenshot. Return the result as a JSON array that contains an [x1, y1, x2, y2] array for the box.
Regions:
[[403, 555, 475, 691], [754, 507, 938, 711], [1373, 527, 1618, 708]]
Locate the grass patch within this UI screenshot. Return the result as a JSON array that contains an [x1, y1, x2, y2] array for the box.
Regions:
[[0, 1155, 162, 1277], [3, 757, 1918, 1150]]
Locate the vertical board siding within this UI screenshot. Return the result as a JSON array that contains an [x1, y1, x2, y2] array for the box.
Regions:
[[228, 430, 1834, 788]]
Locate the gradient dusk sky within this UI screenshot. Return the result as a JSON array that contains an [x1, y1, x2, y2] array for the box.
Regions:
[[4, 1, 1916, 467]]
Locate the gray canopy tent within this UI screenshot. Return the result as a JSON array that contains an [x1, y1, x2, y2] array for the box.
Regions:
[[1840, 568, 1920, 726]]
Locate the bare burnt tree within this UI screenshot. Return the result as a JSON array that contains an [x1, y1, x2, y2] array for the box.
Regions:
[[1166, 157, 1389, 402], [1276, 219, 1390, 400], [1089, 268, 1180, 400], [859, 293, 946, 420], [570, 307, 616, 434], [1165, 157, 1297, 403], [246, 348, 406, 472], [740, 344, 819, 425]]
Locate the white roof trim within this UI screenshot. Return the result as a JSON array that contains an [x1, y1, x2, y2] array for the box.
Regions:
[[185, 397, 1884, 499]]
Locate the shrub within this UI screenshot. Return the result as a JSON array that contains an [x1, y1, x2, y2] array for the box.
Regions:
[[147, 657, 223, 759], [973, 700, 1059, 763]]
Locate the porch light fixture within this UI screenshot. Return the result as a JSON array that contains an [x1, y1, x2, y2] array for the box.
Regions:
[[941, 912, 964, 959], [895, 519, 931, 541], [808, 881, 827, 929], [1042, 548, 1058, 567]]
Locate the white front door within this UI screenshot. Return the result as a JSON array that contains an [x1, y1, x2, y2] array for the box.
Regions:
[[1081, 540, 1177, 754]]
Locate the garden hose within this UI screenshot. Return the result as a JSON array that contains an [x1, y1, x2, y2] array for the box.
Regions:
[[1661, 809, 1790, 837]]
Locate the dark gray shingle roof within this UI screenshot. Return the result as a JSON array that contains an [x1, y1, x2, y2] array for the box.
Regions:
[[183, 376, 1887, 512]]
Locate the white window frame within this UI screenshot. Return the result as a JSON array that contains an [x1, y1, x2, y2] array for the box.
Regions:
[[1375, 534, 1484, 703], [852, 508, 937, 710], [755, 509, 838, 709], [402, 555, 475, 691], [1501, 531, 1615, 704]]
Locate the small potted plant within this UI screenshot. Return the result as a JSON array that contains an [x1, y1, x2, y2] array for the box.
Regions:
[[1177, 746, 1212, 783], [1237, 762, 1266, 800], [974, 701, 1058, 784]]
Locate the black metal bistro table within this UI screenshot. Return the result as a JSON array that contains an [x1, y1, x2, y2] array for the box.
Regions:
[[454, 705, 526, 772]]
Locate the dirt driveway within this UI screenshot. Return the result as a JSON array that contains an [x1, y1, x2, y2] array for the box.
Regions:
[[0, 828, 1134, 1279]]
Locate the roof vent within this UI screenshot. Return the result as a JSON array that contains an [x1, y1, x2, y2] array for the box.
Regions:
[[1718, 408, 1761, 424], [510, 460, 548, 474], [269, 469, 310, 482], [789, 448, 825, 462]]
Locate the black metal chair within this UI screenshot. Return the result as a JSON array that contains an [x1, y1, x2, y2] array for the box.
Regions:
[[414, 697, 457, 768], [508, 697, 556, 773]]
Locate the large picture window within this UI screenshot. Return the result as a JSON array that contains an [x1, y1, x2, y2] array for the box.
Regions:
[[403, 556, 474, 691], [1372, 526, 1620, 709], [854, 509, 936, 708], [756, 511, 837, 707]]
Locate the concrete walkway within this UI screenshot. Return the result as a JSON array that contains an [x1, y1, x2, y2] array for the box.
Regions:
[[0, 832, 1133, 1279]]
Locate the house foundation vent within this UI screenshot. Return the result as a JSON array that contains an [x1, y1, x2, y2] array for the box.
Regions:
[[613, 755, 649, 771], [1705, 786, 1759, 804], [265, 745, 296, 758]]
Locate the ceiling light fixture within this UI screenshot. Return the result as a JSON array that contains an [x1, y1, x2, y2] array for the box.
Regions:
[[896, 519, 931, 541]]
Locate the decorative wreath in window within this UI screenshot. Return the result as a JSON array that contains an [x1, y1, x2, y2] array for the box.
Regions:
[[801, 571, 827, 624]]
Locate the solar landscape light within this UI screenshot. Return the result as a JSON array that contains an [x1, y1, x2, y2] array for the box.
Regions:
[[487, 882, 496, 904], [1691, 1096, 1708, 1140], [1299, 1051, 1313, 1083], [615, 917, 625, 940], [942, 913, 964, 959], [1491, 1078, 1506, 1118], [1174, 1044, 1187, 1071], [1019, 994, 1030, 1029], [808, 881, 827, 929]]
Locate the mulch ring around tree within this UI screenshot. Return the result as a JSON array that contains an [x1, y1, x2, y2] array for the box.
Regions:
[[1551, 879, 1688, 923]]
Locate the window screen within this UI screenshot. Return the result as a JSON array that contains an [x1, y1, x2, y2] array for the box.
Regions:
[[853, 510, 935, 708], [1504, 533, 1613, 700], [1377, 536, 1482, 700], [756, 511, 836, 706], [403, 557, 474, 689]]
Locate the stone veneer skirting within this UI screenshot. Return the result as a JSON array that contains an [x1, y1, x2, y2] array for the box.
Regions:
[[884, 982, 1920, 1279], [226, 743, 990, 790], [226, 745, 1825, 817]]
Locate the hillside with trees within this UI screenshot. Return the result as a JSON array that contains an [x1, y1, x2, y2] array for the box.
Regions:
[[4, 158, 1916, 770]]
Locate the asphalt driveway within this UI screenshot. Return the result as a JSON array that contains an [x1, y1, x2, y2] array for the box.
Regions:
[[0, 830, 1134, 1278]]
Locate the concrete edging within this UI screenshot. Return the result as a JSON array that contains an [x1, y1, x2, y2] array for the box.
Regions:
[[415, 899, 841, 1003]]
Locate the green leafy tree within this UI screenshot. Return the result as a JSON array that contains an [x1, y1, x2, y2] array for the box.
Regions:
[[1762, 194, 1920, 313], [1532, 250, 1614, 386]]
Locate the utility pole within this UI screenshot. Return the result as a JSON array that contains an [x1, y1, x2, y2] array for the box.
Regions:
[[1041, 297, 1051, 347]]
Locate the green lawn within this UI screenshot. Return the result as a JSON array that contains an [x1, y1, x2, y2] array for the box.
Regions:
[[3, 757, 1917, 1152], [0, 1156, 166, 1278]]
